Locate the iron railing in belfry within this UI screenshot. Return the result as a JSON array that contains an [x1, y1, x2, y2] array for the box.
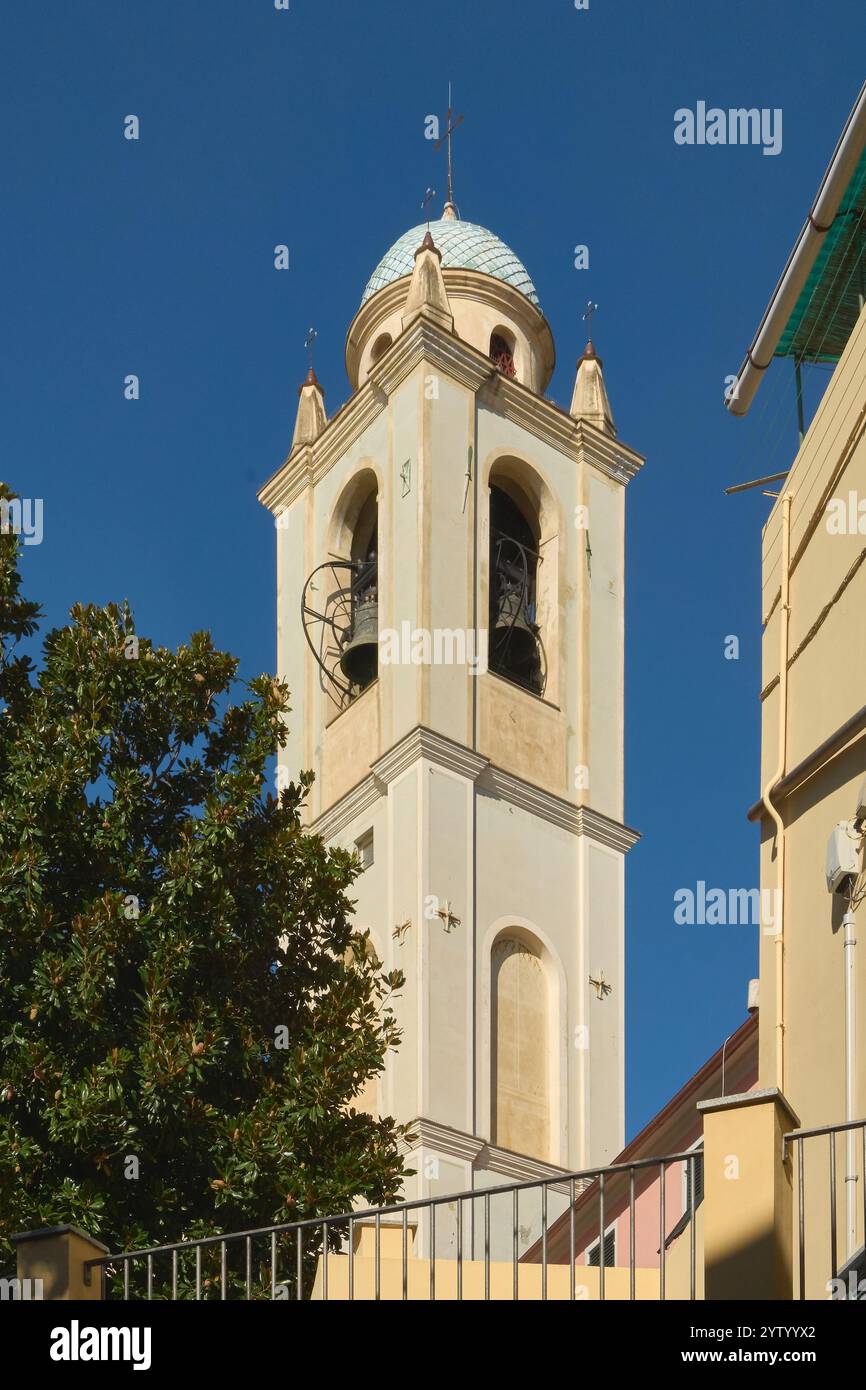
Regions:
[[84, 1148, 703, 1301], [783, 1117, 866, 1300]]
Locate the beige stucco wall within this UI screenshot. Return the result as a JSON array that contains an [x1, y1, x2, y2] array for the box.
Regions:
[[757, 303, 866, 1295]]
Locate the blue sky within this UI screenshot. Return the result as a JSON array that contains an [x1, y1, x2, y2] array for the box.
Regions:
[[3, 1, 863, 1138]]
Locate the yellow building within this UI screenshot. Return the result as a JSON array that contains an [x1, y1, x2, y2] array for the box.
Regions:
[[720, 77, 866, 1300]]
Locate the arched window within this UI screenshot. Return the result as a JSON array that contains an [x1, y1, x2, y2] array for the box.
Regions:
[[490, 329, 517, 378], [339, 487, 378, 694], [492, 937, 550, 1160], [488, 484, 544, 694], [303, 469, 380, 712]]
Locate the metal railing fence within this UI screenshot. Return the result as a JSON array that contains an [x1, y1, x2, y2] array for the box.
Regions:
[[84, 1148, 703, 1301], [784, 1117, 866, 1300]]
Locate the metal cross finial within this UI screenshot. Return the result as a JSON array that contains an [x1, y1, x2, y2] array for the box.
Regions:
[[436, 899, 461, 934], [589, 970, 611, 1000], [422, 186, 436, 228], [305, 327, 317, 372], [433, 82, 464, 206], [582, 301, 598, 339]]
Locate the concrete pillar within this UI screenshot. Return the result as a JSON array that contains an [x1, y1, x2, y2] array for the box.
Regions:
[[12, 1225, 108, 1300], [697, 1088, 799, 1301]]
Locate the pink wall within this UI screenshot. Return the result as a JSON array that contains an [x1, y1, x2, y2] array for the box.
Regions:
[[577, 1155, 696, 1268]]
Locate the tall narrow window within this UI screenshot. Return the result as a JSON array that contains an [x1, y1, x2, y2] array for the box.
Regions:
[[489, 485, 544, 694], [492, 937, 550, 1160], [683, 1146, 705, 1214], [338, 492, 378, 694], [303, 471, 380, 714]]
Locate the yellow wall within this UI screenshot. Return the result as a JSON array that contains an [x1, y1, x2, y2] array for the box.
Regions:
[[756, 305, 866, 1294]]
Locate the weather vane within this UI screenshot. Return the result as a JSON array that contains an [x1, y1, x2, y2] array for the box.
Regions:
[[582, 300, 598, 339], [422, 186, 436, 229], [433, 81, 464, 207], [305, 327, 317, 373]]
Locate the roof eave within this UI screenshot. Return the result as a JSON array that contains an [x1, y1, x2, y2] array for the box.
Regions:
[[727, 80, 866, 418]]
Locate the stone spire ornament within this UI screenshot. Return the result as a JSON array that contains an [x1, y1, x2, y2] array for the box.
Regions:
[[291, 329, 327, 449], [570, 339, 616, 437], [401, 231, 454, 334]]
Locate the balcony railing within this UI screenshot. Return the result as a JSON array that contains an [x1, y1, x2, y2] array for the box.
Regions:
[[83, 1148, 702, 1301], [783, 1117, 866, 1300]]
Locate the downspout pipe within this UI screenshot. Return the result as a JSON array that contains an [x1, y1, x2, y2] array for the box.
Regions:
[[761, 494, 793, 1090], [727, 81, 866, 418], [842, 905, 858, 1258]]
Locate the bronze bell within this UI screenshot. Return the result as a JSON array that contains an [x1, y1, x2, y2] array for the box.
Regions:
[[339, 594, 378, 689], [492, 586, 538, 674]]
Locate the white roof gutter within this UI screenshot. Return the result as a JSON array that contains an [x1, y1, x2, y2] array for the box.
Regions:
[[727, 80, 866, 418]]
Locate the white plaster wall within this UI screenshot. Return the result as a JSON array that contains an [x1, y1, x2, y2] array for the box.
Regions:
[[425, 373, 475, 742], [585, 840, 626, 1163], [587, 472, 625, 822], [273, 332, 630, 1188]]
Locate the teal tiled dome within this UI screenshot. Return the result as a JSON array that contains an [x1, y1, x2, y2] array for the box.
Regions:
[[361, 217, 540, 309]]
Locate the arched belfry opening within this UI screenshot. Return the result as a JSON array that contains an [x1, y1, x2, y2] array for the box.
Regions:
[[488, 483, 545, 695], [340, 490, 378, 692], [489, 329, 517, 378], [301, 470, 379, 710]]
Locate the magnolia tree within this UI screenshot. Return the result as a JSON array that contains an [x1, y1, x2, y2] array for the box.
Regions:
[[0, 487, 408, 1284]]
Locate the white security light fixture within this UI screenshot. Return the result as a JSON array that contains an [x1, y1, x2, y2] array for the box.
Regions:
[[826, 821, 860, 896]]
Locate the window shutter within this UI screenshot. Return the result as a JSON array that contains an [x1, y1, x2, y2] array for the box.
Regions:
[[588, 1228, 616, 1267], [685, 1152, 705, 1212]]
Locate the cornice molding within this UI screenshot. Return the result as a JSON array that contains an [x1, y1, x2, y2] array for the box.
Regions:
[[374, 318, 494, 396], [480, 764, 640, 852], [257, 383, 387, 516], [480, 374, 644, 485], [311, 725, 640, 853], [372, 724, 490, 787], [258, 319, 644, 516], [258, 444, 314, 515], [480, 764, 577, 831], [311, 772, 384, 844], [312, 382, 388, 483], [402, 1118, 486, 1165], [576, 422, 644, 484], [401, 1119, 573, 1192], [575, 805, 641, 854], [476, 1142, 573, 1192]]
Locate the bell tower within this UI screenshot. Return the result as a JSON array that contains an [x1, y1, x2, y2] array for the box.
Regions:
[[259, 204, 643, 1217]]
